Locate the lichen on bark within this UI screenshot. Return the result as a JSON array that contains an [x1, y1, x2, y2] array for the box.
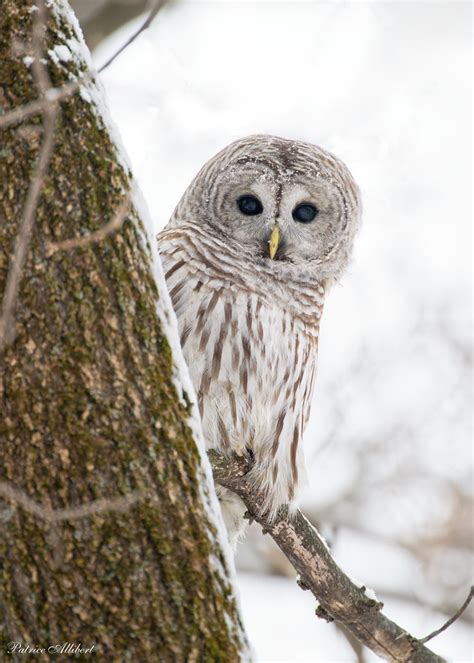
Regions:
[[0, 2, 247, 660]]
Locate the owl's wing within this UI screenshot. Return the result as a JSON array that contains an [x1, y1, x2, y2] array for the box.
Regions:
[[158, 227, 196, 319]]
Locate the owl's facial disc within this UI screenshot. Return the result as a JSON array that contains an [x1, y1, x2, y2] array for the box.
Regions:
[[231, 179, 343, 267], [203, 149, 358, 282]]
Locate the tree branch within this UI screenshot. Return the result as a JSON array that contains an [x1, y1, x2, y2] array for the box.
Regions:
[[208, 450, 446, 663], [97, 0, 167, 74], [0, 0, 168, 132], [0, 480, 145, 524], [419, 587, 473, 644], [0, 78, 86, 131], [46, 193, 131, 256]]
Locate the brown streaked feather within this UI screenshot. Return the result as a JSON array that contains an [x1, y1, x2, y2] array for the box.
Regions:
[[180, 325, 192, 348], [199, 326, 211, 353], [211, 321, 228, 380], [290, 424, 299, 484], [165, 259, 186, 280], [272, 410, 286, 457]]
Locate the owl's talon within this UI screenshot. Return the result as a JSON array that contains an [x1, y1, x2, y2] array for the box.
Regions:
[[243, 510, 255, 525], [245, 446, 255, 466]]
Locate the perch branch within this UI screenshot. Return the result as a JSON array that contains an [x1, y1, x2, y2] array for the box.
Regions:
[[208, 450, 446, 663]]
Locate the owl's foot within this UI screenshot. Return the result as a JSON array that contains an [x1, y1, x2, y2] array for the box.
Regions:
[[243, 510, 255, 525], [233, 445, 254, 466], [244, 446, 255, 466]]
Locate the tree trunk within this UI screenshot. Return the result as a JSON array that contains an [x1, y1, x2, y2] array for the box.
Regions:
[[0, 2, 248, 660]]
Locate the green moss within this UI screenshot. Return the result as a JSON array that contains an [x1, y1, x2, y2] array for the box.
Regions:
[[0, 1, 246, 660]]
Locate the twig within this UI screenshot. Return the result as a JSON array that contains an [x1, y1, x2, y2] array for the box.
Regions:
[[208, 450, 446, 663], [0, 0, 58, 354], [0, 0, 168, 132], [98, 0, 167, 73], [0, 78, 88, 131], [419, 586, 474, 644], [0, 0, 155, 347], [0, 480, 146, 523], [30, 2, 50, 93], [46, 194, 131, 256]]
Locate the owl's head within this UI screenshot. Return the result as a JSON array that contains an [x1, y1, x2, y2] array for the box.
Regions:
[[175, 135, 361, 285]]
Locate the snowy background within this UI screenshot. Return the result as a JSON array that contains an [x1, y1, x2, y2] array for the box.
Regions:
[[90, 1, 472, 660]]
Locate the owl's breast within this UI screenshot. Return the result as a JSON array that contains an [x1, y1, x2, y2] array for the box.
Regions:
[[159, 236, 322, 512], [169, 273, 318, 448]]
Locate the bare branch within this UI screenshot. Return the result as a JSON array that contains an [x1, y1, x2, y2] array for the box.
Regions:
[[0, 480, 146, 523], [0, 0, 168, 132], [0, 78, 88, 131], [46, 193, 131, 256], [30, 1, 51, 94], [419, 586, 474, 644], [209, 450, 446, 663], [98, 0, 167, 74], [0, 0, 58, 354]]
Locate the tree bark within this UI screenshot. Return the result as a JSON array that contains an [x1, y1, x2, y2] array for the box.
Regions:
[[0, 2, 248, 661]]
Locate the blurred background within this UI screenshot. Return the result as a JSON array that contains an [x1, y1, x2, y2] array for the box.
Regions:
[[72, 0, 472, 660]]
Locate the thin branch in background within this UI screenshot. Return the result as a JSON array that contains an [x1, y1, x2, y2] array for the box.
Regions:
[[0, 78, 87, 132], [0, 480, 146, 523], [0, 0, 59, 354], [29, 1, 50, 93], [98, 0, 167, 73], [419, 586, 474, 644], [46, 193, 131, 256]]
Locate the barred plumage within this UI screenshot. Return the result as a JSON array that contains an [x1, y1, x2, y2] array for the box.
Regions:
[[158, 135, 360, 546]]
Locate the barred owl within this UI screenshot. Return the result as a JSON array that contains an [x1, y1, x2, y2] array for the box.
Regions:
[[158, 135, 360, 546]]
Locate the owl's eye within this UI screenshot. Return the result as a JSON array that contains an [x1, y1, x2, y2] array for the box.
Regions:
[[292, 203, 318, 223], [237, 195, 263, 216]]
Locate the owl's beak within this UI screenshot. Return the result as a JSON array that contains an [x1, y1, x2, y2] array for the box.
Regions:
[[268, 224, 280, 259]]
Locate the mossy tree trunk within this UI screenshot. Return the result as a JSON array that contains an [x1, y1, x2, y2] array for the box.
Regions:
[[0, 1, 248, 660]]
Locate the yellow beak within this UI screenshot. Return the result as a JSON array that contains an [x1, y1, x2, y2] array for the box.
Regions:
[[269, 224, 280, 260]]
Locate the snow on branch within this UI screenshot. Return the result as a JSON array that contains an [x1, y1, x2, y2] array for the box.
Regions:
[[209, 449, 454, 663]]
